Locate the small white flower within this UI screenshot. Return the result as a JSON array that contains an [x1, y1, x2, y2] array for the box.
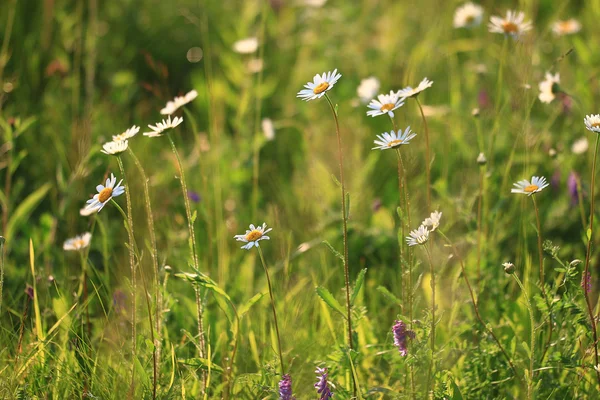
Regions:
[[262, 118, 275, 141], [538, 72, 560, 104], [572, 137, 589, 154], [357, 76, 381, 103], [453, 2, 484, 29], [143, 116, 184, 137], [303, 0, 327, 6], [396, 77, 433, 99], [372, 126, 417, 150], [406, 225, 430, 247], [234, 223, 272, 250], [502, 262, 515, 274], [552, 19, 581, 36], [584, 114, 600, 133], [101, 140, 129, 155], [112, 125, 140, 142], [233, 37, 258, 54], [63, 232, 92, 251], [366, 91, 405, 118], [297, 69, 342, 101], [423, 211, 442, 232], [85, 173, 125, 212], [160, 90, 198, 115], [488, 10, 532, 38], [511, 176, 549, 196], [80, 206, 99, 216], [477, 152, 487, 165]]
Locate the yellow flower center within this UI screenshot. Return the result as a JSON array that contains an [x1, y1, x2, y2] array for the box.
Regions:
[[465, 15, 475, 24], [245, 230, 263, 242], [387, 139, 403, 147], [558, 21, 572, 32], [592, 122, 600, 128], [313, 82, 330, 95], [523, 184, 539, 193], [74, 239, 85, 248], [98, 187, 113, 203], [502, 21, 519, 34], [380, 103, 395, 112]]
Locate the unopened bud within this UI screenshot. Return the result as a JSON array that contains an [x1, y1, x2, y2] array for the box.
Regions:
[[477, 152, 487, 165], [503, 262, 515, 275]]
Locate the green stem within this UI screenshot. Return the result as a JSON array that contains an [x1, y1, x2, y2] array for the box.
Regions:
[[424, 245, 436, 395], [0, 236, 4, 314], [512, 272, 535, 400], [415, 98, 431, 211]]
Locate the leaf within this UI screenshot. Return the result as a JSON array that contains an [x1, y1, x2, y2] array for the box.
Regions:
[[377, 286, 402, 306], [316, 286, 346, 319], [322, 241, 344, 261], [178, 358, 224, 373], [191, 210, 197, 224], [331, 174, 341, 188], [351, 269, 367, 305], [345, 192, 350, 219], [6, 183, 52, 244], [238, 292, 265, 319], [587, 228, 592, 242]]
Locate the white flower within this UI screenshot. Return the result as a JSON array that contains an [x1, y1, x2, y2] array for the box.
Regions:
[[112, 125, 140, 142], [85, 173, 125, 212], [418, 104, 450, 118], [366, 91, 405, 118], [423, 211, 442, 232], [297, 69, 342, 101], [80, 206, 99, 216], [584, 114, 600, 133], [372, 126, 417, 150], [572, 137, 589, 154], [488, 10, 532, 38], [303, 0, 327, 6], [477, 152, 487, 165], [262, 118, 275, 141], [406, 225, 430, 247], [357, 76, 380, 103], [63, 232, 92, 251], [143, 116, 184, 137], [453, 2, 484, 29], [502, 262, 515, 274], [552, 19, 581, 36], [101, 140, 129, 155], [396, 77, 433, 99], [234, 223, 272, 250], [233, 37, 258, 54], [160, 90, 198, 115], [538, 72, 560, 104], [511, 176, 549, 196]]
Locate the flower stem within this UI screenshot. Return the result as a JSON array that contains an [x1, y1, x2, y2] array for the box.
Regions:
[[476, 165, 485, 286], [415, 97, 431, 212], [512, 272, 535, 400], [424, 245, 436, 395], [0, 236, 5, 315]]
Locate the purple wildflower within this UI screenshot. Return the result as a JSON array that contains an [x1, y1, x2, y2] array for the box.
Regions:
[[279, 374, 294, 400], [582, 271, 592, 294], [24, 285, 34, 300], [392, 320, 415, 356], [567, 172, 579, 206], [187, 190, 201, 203], [314, 368, 333, 399]]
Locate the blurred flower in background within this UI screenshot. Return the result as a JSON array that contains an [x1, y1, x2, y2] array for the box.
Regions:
[[488, 10, 532, 39], [552, 19, 581, 36], [233, 37, 258, 54], [357, 76, 380, 103], [453, 2, 484, 29]]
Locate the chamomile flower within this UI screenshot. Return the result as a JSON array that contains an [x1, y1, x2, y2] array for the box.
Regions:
[[406, 225, 430, 247], [63, 232, 92, 251], [234, 223, 272, 250], [511, 176, 549, 196], [423, 211, 442, 232], [584, 114, 600, 133], [233, 37, 258, 54], [552, 19, 581, 36], [85, 173, 125, 212], [396, 78, 433, 99], [538, 72, 560, 104], [372, 126, 417, 150], [357, 76, 381, 103], [488, 10, 532, 38], [143, 116, 184, 137], [160, 90, 198, 115], [366, 91, 405, 118], [453, 2, 484, 29], [101, 140, 129, 155], [112, 125, 140, 142], [80, 206, 99, 216], [297, 69, 342, 101]]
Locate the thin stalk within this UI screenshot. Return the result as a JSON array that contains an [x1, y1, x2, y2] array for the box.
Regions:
[[476, 166, 485, 285], [257, 246, 284, 375], [424, 245, 436, 395], [0, 236, 5, 314], [495, 37, 508, 114], [583, 134, 600, 387], [512, 272, 535, 400], [0, 0, 17, 112], [415, 98, 431, 211], [222, 300, 240, 400], [79, 251, 91, 340]]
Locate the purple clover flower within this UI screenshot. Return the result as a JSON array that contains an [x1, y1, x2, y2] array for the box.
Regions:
[[567, 172, 579, 206], [187, 190, 201, 203], [314, 367, 333, 399], [279, 374, 294, 400], [392, 320, 415, 356], [582, 271, 592, 294]]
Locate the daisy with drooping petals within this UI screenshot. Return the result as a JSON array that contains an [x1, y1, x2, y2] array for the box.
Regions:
[[112, 125, 140, 142], [160, 90, 198, 115], [511, 176, 549, 196], [143, 116, 184, 137], [584, 114, 600, 133], [488, 10, 532, 38], [538, 72, 560, 104], [423, 211, 442, 232], [234, 223, 272, 250], [366, 91, 405, 118], [552, 19, 581, 36], [406, 225, 430, 247], [453, 2, 484, 29], [372, 126, 417, 150], [63, 232, 92, 251], [297, 69, 342, 102], [85, 173, 125, 212], [396, 77, 433, 99], [101, 140, 129, 155]]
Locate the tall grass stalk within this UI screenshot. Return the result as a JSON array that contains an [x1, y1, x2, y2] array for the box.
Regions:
[[512, 271, 535, 400], [0, 236, 4, 314], [415, 98, 431, 211], [424, 245, 436, 395]]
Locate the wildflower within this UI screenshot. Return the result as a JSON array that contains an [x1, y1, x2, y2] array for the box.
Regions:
[[101, 140, 129, 155], [572, 137, 589, 154], [511, 176, 549, 196], [366, 91, 405, 118], [233, 37, 258, 54], [303, 0, 327, 7], [503, 262, 515, 274], [160, 90, 198, 115], [392, 320, 415, 356], [581, 271, 591, 293], [357, 76, 380, 103], [372, 127, 416, 150], [488, 10, 532, 38], [314, 367, 333, 399], [418, 104, 450, 118], [453, 2, 484, 29], [143, 115, 184, 137], [423, 211, 442, 232], [396, 77, 433, 99], [406, 225, 430, 247], [568, 172, 580, 206], [552, 19, 581, 36], [63, 232, 92, 251], [278, 374, 295, 400], [472, 107, 480, 117], [297, 69, 342, 102], [538, 72, 560, 104], [112, 125, 140, 142], [262, 118, 276, 141], [234, 223, 272, 250], [477, 152, 487, 165], [584, 114, 600, 133], [188, 191, 201, 203], [80, 206, 99, 216], [84, 173, 125, 212]]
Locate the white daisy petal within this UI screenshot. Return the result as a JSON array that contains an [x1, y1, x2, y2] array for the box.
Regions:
[[297, 69, 342, 102], [83, 173, 125, 213], [233, 222, 272, 251], [488, 10, 532, 39], [63, 232, 92, 251], [511, 175, 549, 196], [160, 90, 198, 115], [453, 2, 484, 29], [372, 126, 417, 150]]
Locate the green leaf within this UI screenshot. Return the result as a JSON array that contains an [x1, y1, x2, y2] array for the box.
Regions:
[[331, 174, 341, 188], [351, 268, 367, 305], [345, 192, 350, 219], [238, 292, 266, 319], [6, 183, 52, 247], [316, 286, 346, 319], [178, 358, 224, 374], [587, 228, 592, 242], [322, 241, 344, 261], [191, 210, 197, 224], [377, 286, 402, 306]]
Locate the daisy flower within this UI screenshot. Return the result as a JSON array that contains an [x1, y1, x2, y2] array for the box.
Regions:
[[552, 19, 581, 36], [423, 210, 442, 232], [406, 225, 430, 247], [453, 2, 484, 29], [572, 137, 589, 154], [511, 176, 549, 196], [372, 126, 417, 150], [112, 125, 140, 142], [80, 206, 99, 216], [160, 90, 198, 115], [101, 140, 129, 155], [396, 77, 433, 99], [488, 10, 532, 38], [584, 114, 600, 133], [297, 69, 342, 102], [357, 76, 381, 103], [85, 173, 125, 212], [143, 116, 184, 137], [234, 223, 272, 250], [366, 91, 405, 118], [538, 72, 560, 104], [233, 37, 258, 54], [63, 232, 92, 251], [502, 262, 515, 274]]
